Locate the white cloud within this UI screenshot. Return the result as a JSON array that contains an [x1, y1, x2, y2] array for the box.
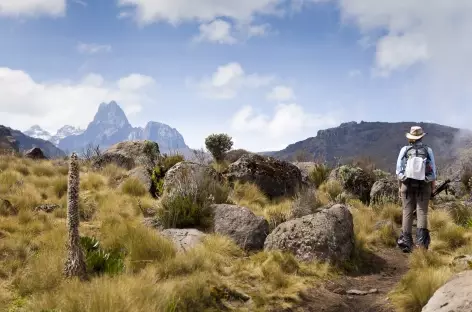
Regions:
[[266, 85, 296, 102], [72, 0, 87, 6], [0, 67, 156, 132], [374, 33, 429, 76], [77, 42, 112, 55], [192, 62, 274, 99], [0, 0, 65, 17], [194, 19, 269, 44], [231, 103, 340, 151], [117, 0, 284, 26], [195, 19, 237, 44], [334, 0, 472, 120], [118, 74, 155, 91]]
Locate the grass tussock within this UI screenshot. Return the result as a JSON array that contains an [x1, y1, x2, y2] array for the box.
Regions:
[[390, 266, 453, 312], [120, 177, 148, 197]]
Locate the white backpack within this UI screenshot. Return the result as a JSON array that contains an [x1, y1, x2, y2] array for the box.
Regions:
[[403, 145, 430, 181]]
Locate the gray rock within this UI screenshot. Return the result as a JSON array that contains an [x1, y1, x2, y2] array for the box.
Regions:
[[225, 154, 303, 199], [0, 199, 17, 216], [160, 229, 206, 253], [328, 165, 375, 204], [24, 147, 47, 160], [422, 270, 472, 312], [163, 161, 220, 193], [293, 162, 316, 185], [212, 204, 269, 251], [370, 178, 401, 206], [34, 204, 59, 213], [93, 140, 160, 170], [264, 204, 355, 265], [92, 152, 136, 170]]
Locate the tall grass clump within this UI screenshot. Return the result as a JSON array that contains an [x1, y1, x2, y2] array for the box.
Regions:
[[308, 163, 331, 188], [390, 266, 453, 312], [156, 167, 229, 229], [120, 177, 148, 197]]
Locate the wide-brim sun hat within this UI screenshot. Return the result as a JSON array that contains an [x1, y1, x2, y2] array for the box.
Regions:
[[406, 125, 426, 140]]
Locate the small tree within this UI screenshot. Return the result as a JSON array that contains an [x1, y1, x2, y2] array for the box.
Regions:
[[204, 133, 233, 163]]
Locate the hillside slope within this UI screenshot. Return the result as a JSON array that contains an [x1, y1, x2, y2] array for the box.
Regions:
[[269, 121, 469, 172], [1, 125, 66, 158]]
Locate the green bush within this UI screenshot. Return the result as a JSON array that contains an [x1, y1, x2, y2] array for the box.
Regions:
[[204, 133, 233, 163], [309, 163, 331, 187], [80, 236, 125, 276]]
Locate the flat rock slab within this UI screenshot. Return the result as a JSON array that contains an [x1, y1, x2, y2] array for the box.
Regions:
[[160, 228, 206, 253], [422, 270, 472, 312]]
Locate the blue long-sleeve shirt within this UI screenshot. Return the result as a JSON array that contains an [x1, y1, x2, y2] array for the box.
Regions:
[[396, 144, 437, 182]]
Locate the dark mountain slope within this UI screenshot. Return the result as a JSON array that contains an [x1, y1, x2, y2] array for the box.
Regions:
[[268, 121, 466, 172]]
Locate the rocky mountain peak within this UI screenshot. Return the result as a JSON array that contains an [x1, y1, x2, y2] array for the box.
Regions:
[[92, 101, 131, 129]]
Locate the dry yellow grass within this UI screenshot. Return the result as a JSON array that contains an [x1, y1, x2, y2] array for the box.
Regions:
[[0, 155, 336, 312], [2, 154, 472, 312]]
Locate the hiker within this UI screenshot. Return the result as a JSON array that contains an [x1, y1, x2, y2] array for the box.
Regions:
[[395, 126, 437, 253]]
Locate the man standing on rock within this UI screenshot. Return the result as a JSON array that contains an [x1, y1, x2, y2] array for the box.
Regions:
[[395, 126, 437, 253]]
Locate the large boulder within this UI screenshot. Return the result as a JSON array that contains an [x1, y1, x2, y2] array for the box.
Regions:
[[264, 204, 354, 265], [24, 147, 47, 160], [163, 161, 220, 193], [225, 154, 304, 199], [92, 140, 159, 170], [328, 165, 375, 204], [160, 229, 206, 253], [211, 204, 269, 251], [370, 178, 401, 206], [421, 270, 472, 312]]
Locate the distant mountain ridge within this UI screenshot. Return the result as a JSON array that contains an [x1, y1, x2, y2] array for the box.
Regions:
[[0, 125, 66, 158], [25, 125, 84, 146], [267, 121, 472, 172], [54, 101, 190, 155]]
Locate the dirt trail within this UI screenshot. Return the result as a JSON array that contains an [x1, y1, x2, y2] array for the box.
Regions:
[[283, 248, 410, 312]]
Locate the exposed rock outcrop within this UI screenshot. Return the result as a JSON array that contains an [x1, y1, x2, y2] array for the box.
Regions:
[[370, 178, 400, 206], [24, 147, 47, 160], [329, 165, 375, 204], [264, 204, 354, 265], [225, 154, 303, 199], [211, 204, 269, 251]]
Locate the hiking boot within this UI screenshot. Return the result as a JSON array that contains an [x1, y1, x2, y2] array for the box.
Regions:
[[416, 228, 431, 250], [397, 232, 413, 253]]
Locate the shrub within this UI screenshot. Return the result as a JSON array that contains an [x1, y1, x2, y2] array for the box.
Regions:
[[156, 167, 229, 229], [204, 133, 233, 163], [319, 180, 343, 201], [308, 163, 331, 188], [80, 236, 125, 276]]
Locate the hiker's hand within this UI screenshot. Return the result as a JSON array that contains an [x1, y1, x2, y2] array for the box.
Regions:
[[398, 188, 402, 199]]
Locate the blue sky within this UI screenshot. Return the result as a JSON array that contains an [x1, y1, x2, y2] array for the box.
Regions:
[[1, 0, 471, 151]]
